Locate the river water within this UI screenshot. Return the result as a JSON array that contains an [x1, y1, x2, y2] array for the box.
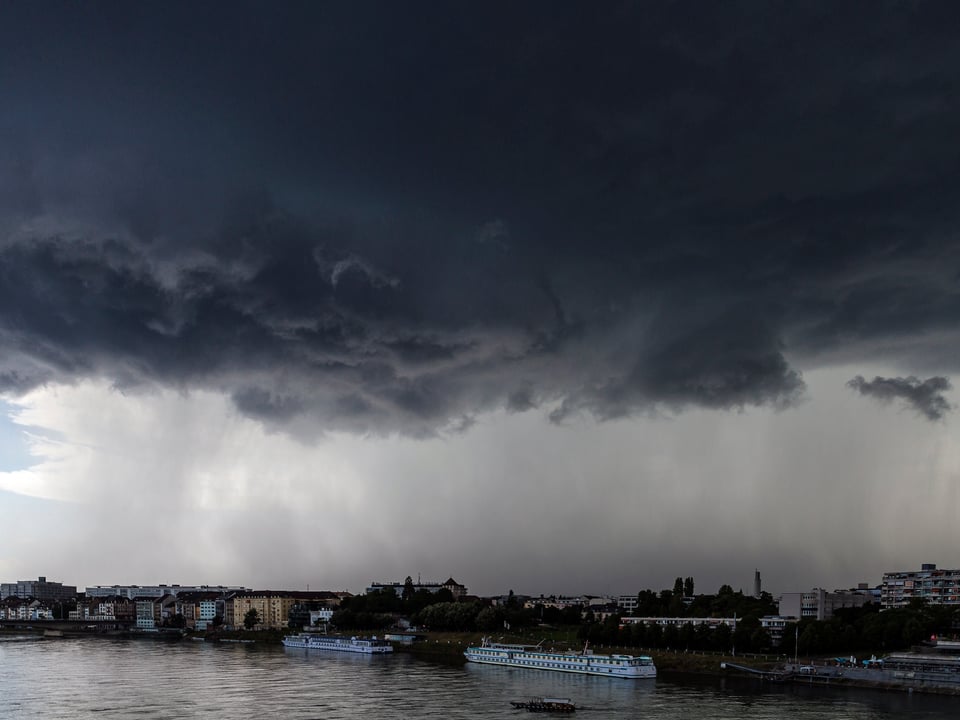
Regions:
[[1, 635, 956, 719]]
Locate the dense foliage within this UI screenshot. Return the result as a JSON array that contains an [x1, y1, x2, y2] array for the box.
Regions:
[[301, 576, 960, 659], [783, 602, 960, 657]]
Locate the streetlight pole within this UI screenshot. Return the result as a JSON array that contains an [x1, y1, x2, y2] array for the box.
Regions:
[[732, 612, 736, 657]]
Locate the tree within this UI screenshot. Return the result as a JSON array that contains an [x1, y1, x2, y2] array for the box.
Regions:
[[635, 590, 659, 616], [560, 605, 583, 625], [243, 608, 260, 630], [662, 624, 680, 649], [166, 613, 186, 629], [413, 601, 482, 631], [683, 577, 695, 597], [476, 606, 502, 631], [288, 604, 311, 629], [673, 577, 684, 596], [713, 622, 733, 653]]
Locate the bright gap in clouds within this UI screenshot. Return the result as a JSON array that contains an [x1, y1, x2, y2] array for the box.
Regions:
[[0, 400, 35, 472], [0, 368, 958, 598]]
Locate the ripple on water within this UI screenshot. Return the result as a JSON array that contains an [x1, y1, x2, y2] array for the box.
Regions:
[[1, 639, 958, 719]]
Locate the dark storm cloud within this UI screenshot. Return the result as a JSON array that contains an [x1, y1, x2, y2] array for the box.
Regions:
[[2, 1, 960, 434], [847, 375, 953, 421]]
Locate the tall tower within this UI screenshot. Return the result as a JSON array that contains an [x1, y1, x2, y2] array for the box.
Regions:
[[753, 569, 761, 598]]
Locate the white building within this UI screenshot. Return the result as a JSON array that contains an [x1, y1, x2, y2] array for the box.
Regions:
[[310, 608, 334, 625], [620, 616, 738, 630], [617, 595, 638, 613], [196, 598, 219, 630], [779, 587, 873, 621], [760, 615, 798, 646], [135, 598, 158, 629], [523, 595, 585, 610], [85, 584, 246, 599]]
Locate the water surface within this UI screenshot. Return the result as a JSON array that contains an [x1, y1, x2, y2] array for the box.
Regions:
[[1, 635, 955, 719]]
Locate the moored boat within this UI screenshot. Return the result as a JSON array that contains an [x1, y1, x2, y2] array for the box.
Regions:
[[511, 697, 576, 713], [465, 638, 655, 678], [282, 633, 393, 654]]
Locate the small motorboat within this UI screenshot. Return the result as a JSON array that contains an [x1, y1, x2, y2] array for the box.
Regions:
[[510, 697, 576, 713]]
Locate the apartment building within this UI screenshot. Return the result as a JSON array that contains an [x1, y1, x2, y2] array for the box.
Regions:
[[760, 615, 798, 646], [85, 584, 247, 599], [176, 592, 223, 630], [225, 590, 345, 630], [882, 564, 960, 609], [779, 587, 873, 620], [0, 576, 77, 603], [620, 616, 738, 631]]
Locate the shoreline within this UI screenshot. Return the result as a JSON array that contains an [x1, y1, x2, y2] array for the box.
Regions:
[[8, 626, 960, 696]]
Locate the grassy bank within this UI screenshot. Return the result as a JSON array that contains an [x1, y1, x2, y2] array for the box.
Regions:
[[393, 630, 781, 676]]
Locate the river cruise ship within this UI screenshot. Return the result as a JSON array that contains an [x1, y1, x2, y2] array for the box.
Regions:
[[464, 639, 655, 678], [282, 633, 393, 654]]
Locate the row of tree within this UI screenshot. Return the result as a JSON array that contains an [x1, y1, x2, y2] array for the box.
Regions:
[[632, 580, 778, 620], [335, 583, 457, 616], [577, 601, 960, 657], [308, 578, 960, 659], [783, 602, 957, 657], [327, 584, 779, 637]]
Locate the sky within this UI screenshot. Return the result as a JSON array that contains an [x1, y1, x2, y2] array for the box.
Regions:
[[1, 2, 959, 599]]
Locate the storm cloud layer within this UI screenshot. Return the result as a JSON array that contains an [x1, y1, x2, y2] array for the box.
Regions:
[[848, 375, 953, 421], [2, 2, 959, 435]]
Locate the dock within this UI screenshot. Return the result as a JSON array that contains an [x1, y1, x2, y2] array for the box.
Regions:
[[720, 662, 790, 682]]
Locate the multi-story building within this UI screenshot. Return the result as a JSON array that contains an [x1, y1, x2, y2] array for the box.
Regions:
[[779, 587, 873, 621], [84, 584, 247, 600], [0, 599, 53, 621], [620, 616, 738, 631], [310, 608, 334, 626], [72, 596, 136, 622], [760, 615, 798, 646], [135, 598, 160, 629], [227, 591, 294, 630], [882, 564, 960, 609], [523, 595, 581, 610], [521, 595, 617, 612], [617, 595, 639, 613], [224, 590, 346, 630], [0, 576, 77, 603], [176, 592, 223, 630], [366, 577, 467, 600]]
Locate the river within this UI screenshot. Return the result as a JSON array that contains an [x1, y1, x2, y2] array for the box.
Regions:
[[0, 635, 956, 718]]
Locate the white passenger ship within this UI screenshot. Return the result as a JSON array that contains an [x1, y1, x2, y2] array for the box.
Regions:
[[464, 638, 656, 678], [282, 633, 393, 654]]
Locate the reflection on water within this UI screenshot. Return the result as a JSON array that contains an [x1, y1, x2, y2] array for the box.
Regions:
[[0, 635, 956, 719]]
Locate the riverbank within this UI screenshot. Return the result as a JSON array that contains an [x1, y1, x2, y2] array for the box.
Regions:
[[394, 632, 960, 695], [390, 629, 778, 676]]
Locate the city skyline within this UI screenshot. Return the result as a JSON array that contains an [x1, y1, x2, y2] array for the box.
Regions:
[[0, 562, 914, 603], [1, 4, 959, 598]]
